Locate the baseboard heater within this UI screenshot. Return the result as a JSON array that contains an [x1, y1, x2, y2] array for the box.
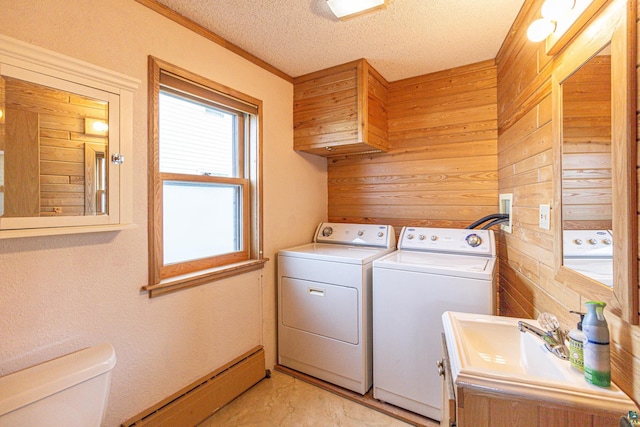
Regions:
[[122, 345, 266, 427]]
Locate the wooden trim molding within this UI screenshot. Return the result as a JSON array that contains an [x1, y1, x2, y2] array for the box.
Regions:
[[134, 0, 293, 83], [143, 258, 268, 298], [121, 346, 266, 426]]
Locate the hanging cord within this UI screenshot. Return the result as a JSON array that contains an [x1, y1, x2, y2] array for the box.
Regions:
[[466, 213, 510, 229], [481, 217, 510, 230]]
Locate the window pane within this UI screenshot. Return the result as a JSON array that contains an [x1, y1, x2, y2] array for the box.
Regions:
[[159, 91, 236, 177], [163, 181, 241, 265]]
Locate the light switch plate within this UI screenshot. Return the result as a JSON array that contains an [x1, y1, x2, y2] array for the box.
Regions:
[[539, 204, 551, 230]]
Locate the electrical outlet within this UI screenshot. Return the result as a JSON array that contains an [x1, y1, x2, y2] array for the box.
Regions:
[[539, 204, 550, 230]]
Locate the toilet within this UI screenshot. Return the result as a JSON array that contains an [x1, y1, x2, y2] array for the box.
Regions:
[[0, 343, 116, 427]]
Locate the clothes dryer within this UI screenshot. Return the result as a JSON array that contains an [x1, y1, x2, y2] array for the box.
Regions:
[[278, 222, 396, 394], [372, 227, 496, 420]]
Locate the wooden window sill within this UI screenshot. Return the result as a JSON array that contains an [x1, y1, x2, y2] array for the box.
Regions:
[[143, 258, 269, 298]]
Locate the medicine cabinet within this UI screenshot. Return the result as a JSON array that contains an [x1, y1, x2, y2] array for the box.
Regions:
[[0, 35, 139, 238]]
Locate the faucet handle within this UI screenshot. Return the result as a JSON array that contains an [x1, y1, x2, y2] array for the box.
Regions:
[[537, 312, 560, 332]]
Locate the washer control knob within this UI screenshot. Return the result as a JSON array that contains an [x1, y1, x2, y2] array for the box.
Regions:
[[377, 231, 384, 237], [588, 238, 597, 245], [406, 234, 414, 240], [322, 226, 333, 237], [574, 238, 583, 245], [603, 238, 612, 245], [430, 235, 438, 241], [466, 233, 482, 247], [357, 230, 364, 237], [418, 234, 426, 240]]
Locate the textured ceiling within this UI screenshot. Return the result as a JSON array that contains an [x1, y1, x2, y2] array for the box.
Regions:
[[156, 0, 525, 82]]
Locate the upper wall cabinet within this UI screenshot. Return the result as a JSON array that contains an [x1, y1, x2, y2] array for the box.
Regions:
[[294, 59, 389, 156], [0, 35, 139, 239]]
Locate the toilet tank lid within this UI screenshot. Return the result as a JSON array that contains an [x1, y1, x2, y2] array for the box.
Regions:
[[0, 343, 116, 416]]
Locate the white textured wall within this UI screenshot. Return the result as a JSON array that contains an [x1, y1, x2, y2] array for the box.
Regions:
[[0, 1, 327, 425]]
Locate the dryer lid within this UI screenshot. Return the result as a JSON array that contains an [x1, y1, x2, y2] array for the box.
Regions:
[[279, 242, 395, 264]]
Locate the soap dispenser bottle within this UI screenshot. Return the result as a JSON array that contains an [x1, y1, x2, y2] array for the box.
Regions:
[[568, 310, 585, 372], [583, 301, 610, 387]]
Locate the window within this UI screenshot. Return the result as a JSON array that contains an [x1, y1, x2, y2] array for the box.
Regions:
[[145, 57, 265, 297]]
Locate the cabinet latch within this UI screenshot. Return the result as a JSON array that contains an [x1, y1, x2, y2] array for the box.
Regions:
[[111, 153, 124, 164]]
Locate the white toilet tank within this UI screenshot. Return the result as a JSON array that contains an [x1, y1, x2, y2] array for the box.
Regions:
[[0, 343, 116, 427]]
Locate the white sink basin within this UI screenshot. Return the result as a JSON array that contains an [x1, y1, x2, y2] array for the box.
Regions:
[[442, 311, 636, 413]]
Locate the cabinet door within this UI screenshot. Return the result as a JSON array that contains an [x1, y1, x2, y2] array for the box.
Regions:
[[440, 334, 456, 427]]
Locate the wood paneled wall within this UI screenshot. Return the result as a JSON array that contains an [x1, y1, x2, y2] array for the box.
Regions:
[[496, 0, 640, 406], [328, 60, 498, 232]]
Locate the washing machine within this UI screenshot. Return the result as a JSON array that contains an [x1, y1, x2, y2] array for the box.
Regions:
[[563, 229, 613, 287], [372, 227, 496, 420], [278, 222, 396, 394]]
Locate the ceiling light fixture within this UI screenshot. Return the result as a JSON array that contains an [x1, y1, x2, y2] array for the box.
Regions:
[[326, 0, 387, 20], [527, 0, 586, 42]]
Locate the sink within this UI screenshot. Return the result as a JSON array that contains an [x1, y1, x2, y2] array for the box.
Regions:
[[442, 311, 636, 413]]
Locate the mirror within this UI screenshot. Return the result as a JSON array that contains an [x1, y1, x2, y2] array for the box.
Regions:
[[0, 76, 109, 218], [552, 0, 637, 324], [560, 44, 613, 287]]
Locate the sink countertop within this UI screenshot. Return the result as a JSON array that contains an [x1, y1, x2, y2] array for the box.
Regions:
[[442, 311, 637, 414]]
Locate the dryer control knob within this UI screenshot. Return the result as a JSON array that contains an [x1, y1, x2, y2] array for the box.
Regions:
[[358, 230, 364, 237], [407, 234, 414, 240], [588, 238, 597, 245], [418, 234, 426, 240], [466, 233, 482, 247], [574, 238, 583, 245], [430, 235, 438, 241], [377, 232, 384, 237], [603, 238, 612, 245], [322, 227, 333, 237]]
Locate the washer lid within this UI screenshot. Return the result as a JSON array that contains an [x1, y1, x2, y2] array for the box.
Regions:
[[373, 250, 496, 280], [563, 258, 613, 287], [279, 242, 395, 264]]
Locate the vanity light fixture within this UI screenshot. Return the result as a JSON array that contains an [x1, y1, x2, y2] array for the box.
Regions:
[[326, 0, 387, 20], [527, 0, 592, 42]]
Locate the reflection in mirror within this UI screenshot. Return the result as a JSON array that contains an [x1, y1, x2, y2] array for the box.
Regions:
[[561, 44, 613, 287], [0, 76, 109, 218]]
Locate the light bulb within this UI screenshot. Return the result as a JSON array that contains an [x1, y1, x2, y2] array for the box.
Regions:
[[92, 121, 108, 132], [541, 0, 575, 21], [527, 18, 555, 42]]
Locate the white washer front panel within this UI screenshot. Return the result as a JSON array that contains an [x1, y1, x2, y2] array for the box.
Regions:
[[372, 266, 495, 420], [374, 250, 495, 280], [279, 242, 395, 265], [281, 277, 359, 344]]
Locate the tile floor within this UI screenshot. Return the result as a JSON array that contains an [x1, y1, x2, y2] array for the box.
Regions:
[[197, 370, 415, 427]]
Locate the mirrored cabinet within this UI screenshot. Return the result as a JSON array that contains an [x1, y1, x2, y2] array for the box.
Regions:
[[0, 35, 139, 238]]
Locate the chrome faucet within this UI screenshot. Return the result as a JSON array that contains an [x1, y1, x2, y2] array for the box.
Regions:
[[518, 313, 570, 360]]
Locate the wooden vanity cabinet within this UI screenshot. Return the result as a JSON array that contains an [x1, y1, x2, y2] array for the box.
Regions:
[[440, 334, 622, 427], [293, 58, 388, 156]]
